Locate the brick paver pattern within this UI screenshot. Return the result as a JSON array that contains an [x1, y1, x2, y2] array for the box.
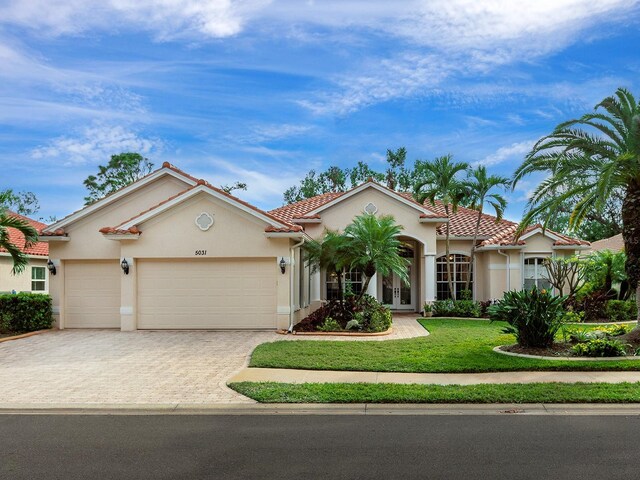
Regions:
[[0, 315, 427, 405]]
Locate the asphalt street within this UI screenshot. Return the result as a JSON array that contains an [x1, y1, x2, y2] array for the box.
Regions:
[[1, 413, 639, 479]]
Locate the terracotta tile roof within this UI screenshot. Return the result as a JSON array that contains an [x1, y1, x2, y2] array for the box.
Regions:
[[479, 224, 589, 247], [270, 192, 345, 222], [590, 233, 624, 252], [0, 211, 49, 256], [103, 179, 302, 234]]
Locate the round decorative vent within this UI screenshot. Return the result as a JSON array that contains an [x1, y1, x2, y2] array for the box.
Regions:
[[195, 212, 214, 231], [364, 202, 378, 214]]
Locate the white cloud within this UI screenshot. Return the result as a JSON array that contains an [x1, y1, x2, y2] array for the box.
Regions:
[[0, 0, 271, 39], [31, 124, 163, 165], [475, 140, 536, 167]]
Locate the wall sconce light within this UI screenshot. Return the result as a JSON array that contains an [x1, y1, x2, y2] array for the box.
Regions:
[[121, 258, 130, 275], [47, 260, 56, 275], [279, 257, 286, 274]]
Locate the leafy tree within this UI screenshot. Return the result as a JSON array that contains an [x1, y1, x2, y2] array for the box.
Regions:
[[543, 256, 586, 300], [385, 147, 408, 190], [219, 181, 248, 195], [582, 250, 629, 300], [83, 153, 154, 204], [0, 189, 40, 216], [303, 230, 350, 306], [283, 168, 349, 204], [513, 88, 640, 323], [464, 166, 510, 292], [343, 214, 410, 303], [414, 155, 469, 299], [348, 161, 385, 186], [0, 208, 39, 274]]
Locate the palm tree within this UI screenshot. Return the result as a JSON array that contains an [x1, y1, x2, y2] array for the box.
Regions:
[[343, 214, 410, 303], [414, 155, 469, 299], [512, 87, 640, 322], [303, 229, 350, 304], [0, 209, 39, 274], [464, 166, 509, 292]]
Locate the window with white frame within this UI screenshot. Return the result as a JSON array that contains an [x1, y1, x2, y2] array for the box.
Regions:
[[31, 266, 46, 291], [436, 254, 472, 300], [523, 257, 552, 291], [325, 269, 363, 300]]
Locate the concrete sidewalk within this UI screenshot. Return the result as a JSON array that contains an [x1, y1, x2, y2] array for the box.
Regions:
[[229, 367, 640, 385]]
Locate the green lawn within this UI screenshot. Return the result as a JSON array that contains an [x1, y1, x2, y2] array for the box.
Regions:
[[249, 318, 640, 373], [229, 381, 640, 403]]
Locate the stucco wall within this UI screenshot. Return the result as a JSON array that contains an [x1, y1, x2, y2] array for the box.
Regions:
[[0, 256, 48, 293]]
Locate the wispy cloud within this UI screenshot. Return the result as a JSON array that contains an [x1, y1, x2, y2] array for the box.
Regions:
[[31, 124, 164, 165], [474, 140, 536, 167]]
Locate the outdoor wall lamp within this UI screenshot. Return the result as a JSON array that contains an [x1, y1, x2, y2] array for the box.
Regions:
[[121, 258, 130, 275], [279, 257, 286, 274], [47, 260, 56, 276]]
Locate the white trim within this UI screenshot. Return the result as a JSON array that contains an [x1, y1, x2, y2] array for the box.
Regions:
[[117, 185, 288, 231], [37, 236, 70, 242], [0, 252, 48, 259], [120, 306, 134, 315], [519, 227, 563, 242], [436, 235, 490, 241], [195, 212, 214, 231], [475, 245, 523, 251], [277, 306, 291, 314], [291, 218, 322, 224], [488, 264, 521, 270], [419, 217, 449, 223], [43, 167, 197, 232], [306, 182, 440, 217], [102, 234, 140, 241], [52, 306, 60, 314], [553, 245, 590, 251], [264, 232, 307, 239]]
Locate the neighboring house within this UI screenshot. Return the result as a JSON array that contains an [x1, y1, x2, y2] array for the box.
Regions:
[[40, 163, 589, 331], [590, 233, 624, 252], [0, 212, 49, 294]]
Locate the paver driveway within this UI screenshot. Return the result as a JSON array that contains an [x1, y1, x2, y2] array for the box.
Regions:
[[0, 316, 427, 406]]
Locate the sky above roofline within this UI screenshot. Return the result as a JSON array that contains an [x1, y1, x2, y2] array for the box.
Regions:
[[1, 0, 639, 223]]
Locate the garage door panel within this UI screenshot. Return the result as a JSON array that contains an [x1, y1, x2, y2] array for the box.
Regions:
[[137, 259, 276, 329], [65, 261, 120, 328]]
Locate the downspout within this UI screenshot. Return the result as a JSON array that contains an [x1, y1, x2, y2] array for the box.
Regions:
[[497, 249, 510, 291], [288, 237, 306, 333]]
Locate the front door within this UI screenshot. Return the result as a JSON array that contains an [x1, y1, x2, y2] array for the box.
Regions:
[[380, 246, 415, 310]]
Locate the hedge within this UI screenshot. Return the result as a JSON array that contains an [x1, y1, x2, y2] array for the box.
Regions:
[[0, 293, 54, 333]]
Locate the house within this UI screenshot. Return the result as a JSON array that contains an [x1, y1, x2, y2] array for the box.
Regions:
[[590, 233, 624, 253], [40, 162, 589, 331], [0, 212, 49, 294]]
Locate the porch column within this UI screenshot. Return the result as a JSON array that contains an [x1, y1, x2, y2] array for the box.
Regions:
[[423, 253, 436, 303], [310, 270, 321, 302], [366, 273, 377, 298]]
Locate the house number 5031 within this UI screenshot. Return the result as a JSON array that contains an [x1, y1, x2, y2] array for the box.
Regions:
[[195, 250, 207, 256]]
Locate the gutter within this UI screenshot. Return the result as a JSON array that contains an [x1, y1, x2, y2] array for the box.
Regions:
[[288, 237, 306, 332], [497, 249, 510, 291]]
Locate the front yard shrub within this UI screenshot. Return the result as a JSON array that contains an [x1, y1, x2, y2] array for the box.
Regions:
[[0, 293, 53, 333], [489, 288, 565, 348], [562, 310, 584, 323], [318, 317, 342, 332], [605, 300, 637, 322], [432, 300, 454, 316], [572, 338, 628, 357], [432, 299, 482, 318], [579, 289, 609, 322], [369, 308, 392, 332]]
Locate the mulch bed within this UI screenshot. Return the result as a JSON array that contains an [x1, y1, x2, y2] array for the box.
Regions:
[[501, 343, 576, 357]]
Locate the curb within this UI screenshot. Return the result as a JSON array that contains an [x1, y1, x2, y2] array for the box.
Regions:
[[277, 327, 393, 337], [0, 329, 51, 344], [493, 345, 640, 361]]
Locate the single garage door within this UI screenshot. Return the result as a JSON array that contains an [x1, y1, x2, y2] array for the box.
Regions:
[[65, 260, 121, 328], [137, 258, 277, 329]]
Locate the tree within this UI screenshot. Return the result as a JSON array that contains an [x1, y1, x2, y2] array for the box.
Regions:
[[219, 181, 248, 195], [0, 189, 39, 216], [283, 168, 349, 204], [348, 161, 385, 186], [414, 155, 469, 299], [385, 147, 408, 190], [512, 88, 640, 323], [543, 256, 585, 300], [303, 230, 350, 306], [464, 166, 509, 292], [0, 208, 39, 274], [83, 153, 154, 204], [343, 214, 410, 303], [582, 250, 629, 300]]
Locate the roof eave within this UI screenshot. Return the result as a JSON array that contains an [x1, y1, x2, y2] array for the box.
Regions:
[[38, 235, 70, 242]]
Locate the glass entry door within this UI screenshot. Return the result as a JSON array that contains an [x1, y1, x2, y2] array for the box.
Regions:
[[380, 246, 415, 310]]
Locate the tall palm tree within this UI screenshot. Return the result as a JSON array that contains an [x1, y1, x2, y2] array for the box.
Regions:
[[0, 209, 39, 274], [513, 87, 640, 322], [343, 214, 409, 303], [303, 229, 350, 304], [414, 155, 469, 299], [464, 166, 509, 292]]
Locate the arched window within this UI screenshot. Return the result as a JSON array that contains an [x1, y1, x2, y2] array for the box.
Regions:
[[523, 257, 552, 291], [436, 254, 472, 300]]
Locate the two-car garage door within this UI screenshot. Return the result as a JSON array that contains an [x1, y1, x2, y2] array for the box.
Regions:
[[64, 258, 277, 329], [137, 259, 277, 329]]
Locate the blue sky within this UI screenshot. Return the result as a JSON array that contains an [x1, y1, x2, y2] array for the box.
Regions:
[[1, 0, 639, 222]]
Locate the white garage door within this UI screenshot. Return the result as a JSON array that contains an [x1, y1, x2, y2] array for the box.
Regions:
[[137, 258, 277, 329], [65, 260, 121, 328]]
